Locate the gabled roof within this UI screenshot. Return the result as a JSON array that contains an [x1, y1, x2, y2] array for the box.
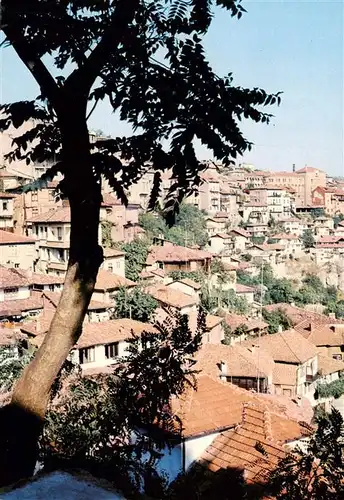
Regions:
[[241, 329, 318, 364], [167, 278, 202, 291], [42, 291, 108, 311], [229, 228, 250, 238], [27, 207, 71, 223], [145, 284, 197, 309], [103, 248, 125, 258], [95, 270, 136, 291], [264, 303, 336, 326], [198, 403, 311, 487], [225, 313, 268, 332], [235, 283, 256, 294], [0, 295, 43, 318], [0, 230, 35, 245], [297, 323, 344, 347], [317, 354, 344, 376], [170, 374, 312, 439], [146, 242, 212, 265], [0, 266, 30, 288]]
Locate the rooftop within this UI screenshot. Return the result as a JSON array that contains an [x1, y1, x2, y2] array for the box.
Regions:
[[145, 284, 198, 309], [241, 329, 318, 364], [146, 242, 212, 265], [95, 270, 136, 291], [27, 207, 71, 223], [0, 230, 35, 245]]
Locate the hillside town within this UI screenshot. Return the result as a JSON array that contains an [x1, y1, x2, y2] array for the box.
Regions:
[[1, 124, 344, 492]]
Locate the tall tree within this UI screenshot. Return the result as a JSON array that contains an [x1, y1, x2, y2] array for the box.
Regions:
[[0, 0, 280, 483]]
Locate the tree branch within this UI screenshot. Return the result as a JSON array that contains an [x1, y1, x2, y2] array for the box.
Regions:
[[64, 0, 140, 96], [2, 26, 59, 110]]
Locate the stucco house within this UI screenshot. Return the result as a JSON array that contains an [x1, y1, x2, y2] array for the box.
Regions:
[[0, 229, 36, 270]]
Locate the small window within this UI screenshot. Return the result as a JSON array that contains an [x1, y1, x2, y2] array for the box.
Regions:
[[332, 354, 342, 361], [4, 287, 19, 298], [57, 227, 63, 241], [79, 347, 95, 364], [14, 263, 19, 269], [49, 285, 54, 291], [58, 249, 64, 260], [105, 342, 119, 359], [32, 192, 38, 202], [108, 264, 113, 272], [283, 388, 292, 397], [2, 202, 8, 211], [35, 226, 39, 236]]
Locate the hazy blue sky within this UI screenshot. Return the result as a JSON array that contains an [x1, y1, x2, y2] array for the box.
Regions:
[[1, 0, 343, 175]]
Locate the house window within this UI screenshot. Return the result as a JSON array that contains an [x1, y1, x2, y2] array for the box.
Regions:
[[32, 192, 38, 202], [14, 263, 19, 268], [58, 249, 64, 260], [4, 287, 19, 298], [48, 191, 55, 202], [79, 347, 95, 364], [108, 264, 113, 272], [49, 285, 55, 291], [2, 202, 8, 211], [57, 227, 63, 241], [35, 226, 39, 236], [105, 342, 119, 359], [332, 354, 342, 361], [32, 207, 39, 215], [283, 388, 292, 397]]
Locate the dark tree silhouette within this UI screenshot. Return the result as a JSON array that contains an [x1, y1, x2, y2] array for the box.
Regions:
[[0, 0, 280, 484]]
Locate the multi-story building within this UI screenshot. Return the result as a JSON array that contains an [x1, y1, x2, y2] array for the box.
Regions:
[[248, 185, 295, 220], [312, 186, 344, 216], [0, 229, 36, 270], [0, 192, 16, 230]]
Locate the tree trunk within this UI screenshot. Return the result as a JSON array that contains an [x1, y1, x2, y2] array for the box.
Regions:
[[0, 113, 103, 486]]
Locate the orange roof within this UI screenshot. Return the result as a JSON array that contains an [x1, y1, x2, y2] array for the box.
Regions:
[[317, 354, 344, 376], [198, 403, 309, 486], [103, 248, 125, 258], [95, 270, 136, 291], [0, 230, 35, 245], [235, 283, 256, 294], [272, 363, 297, 385], [229, 228, 250, 238], [241, 329, 318, 364], [27, 207, 70, 223], [0, 266, 30, 288], [145, 284, 197, 309], [42, 291, 108, 311], [264, 303, 335, 326], [225, 314, 268, 332], [0, 295, 43, 318], [195, 344, 272, 380], [13, 269, 65, 286], [28, 318, 157, 349], [0, 192, 16, 199], [295, 166, 320, 173], [298, 323, 344, 347], [171, 374, 312, 439], [168, 278, 202, 291], [272, 233, 299, 240], [146, 242, 212, 265]]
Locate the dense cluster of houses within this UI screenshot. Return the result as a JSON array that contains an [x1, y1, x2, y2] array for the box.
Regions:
[[1, 140, 344, 489]]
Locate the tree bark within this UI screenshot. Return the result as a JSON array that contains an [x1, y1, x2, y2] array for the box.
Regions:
[[0, 112, 103, 486]]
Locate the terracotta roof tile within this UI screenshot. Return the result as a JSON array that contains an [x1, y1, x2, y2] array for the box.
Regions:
[[298, 323, 344, 347], [42, 291, 109, 311], [0, 230, 35, 245], [198, 402, 312, 487], [229, 228, 250, 238], [103, 248, 125, 258], [317, 354, 344, 376], [264, 303, 335, 326], [272, 363, 297, 385], [28, 318, 157, 349], [0, 266, 30, 288], [95, 270, 136, 291], [145, 284, 197, 309], [146, 243, 212, 265], [27, 207, 70, 223], [168, 278, 202, 290], [241, 330, 318, 364], [235, 283, 256, 294], [225, 314, 268, 332], [0, 295, 43, 318]]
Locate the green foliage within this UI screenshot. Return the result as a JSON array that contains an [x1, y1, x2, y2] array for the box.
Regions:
[[316, 377, 344, 399], [0, 346, 33, 392], [100, 220, 114, 248], [333, 213, 344, 228], [266, 278, 295, 304], [311, 208, 326, 219], [262, 308, 292, 334], [301, 228, 315, 248], [120, 238, 150, 281], [168, 270, 205, 283], [221, 323, 232, 345], [251, 235, 265, 245], [138, 212, 167, 240], [325, 300, 344, 319], [139, 204, 208, 247], [270, 409, 344, 499], [39, 312, 204, 493], [221, 289, 249, 315], [114, 286, 157, 323], [211, 259, 231, 284]]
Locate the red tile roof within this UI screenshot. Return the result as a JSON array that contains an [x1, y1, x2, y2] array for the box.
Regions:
[[13, 269, 65, 286], [28, 318, 157, 349], [146, 243, 212, 265], [264, 303, 335, 326], [0, 230, 35, 245], [171, 374, 312, 439], [168, 278, 202, 291], [145, 284, 197, 309], [0, 266, 30, 288], [95, 270, 136, 291], [0, 192, 16, 199], [199, 402, 312, 488], [241, 330, 318, 364], [296, 323, 344, 347], [102, 248, 125, 258], [42, 291, 108, 311], [229, 228, 250, 238], [317, 354, 344, 376], [0, 295, 43, 318], [235, 283, 256, 294], [225, 314, 268, 332], [27, 207, 70, 223]]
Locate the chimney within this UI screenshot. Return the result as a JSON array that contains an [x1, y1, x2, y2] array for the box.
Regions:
[[328, 312, 336, 319], [292, 164, 296, 173], [219, 360, 227, 380], [278, 325, 283, 333]]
